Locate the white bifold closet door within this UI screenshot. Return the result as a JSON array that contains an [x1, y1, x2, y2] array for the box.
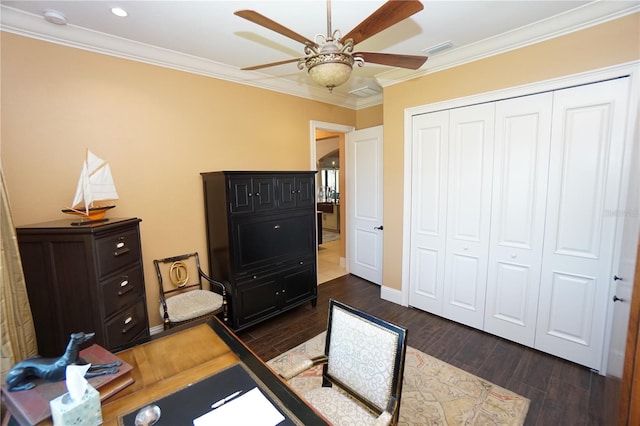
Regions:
[[409, 77, 631, 370], [409, 110, 450, 315], [535, 78, 630, 370], [484, 92, 553, 346], [442, 104, 495, 329], [409, 103, 495, 329]]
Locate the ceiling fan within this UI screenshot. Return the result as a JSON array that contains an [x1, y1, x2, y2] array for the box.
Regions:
[[235, 0, 428, 93]]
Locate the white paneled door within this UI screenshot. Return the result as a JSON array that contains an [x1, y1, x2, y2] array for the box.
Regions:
[[442, 104, 495, 329], [535, 78, 631, 370], [347, 126, 383, 285], [409, 110, 449, 315], [407, 76, 632, 371], [409, 103, 495, 329], [484, 92, 553, 346]]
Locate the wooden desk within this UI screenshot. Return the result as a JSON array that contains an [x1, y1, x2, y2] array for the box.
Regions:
[[5, 318, 328, 425], [109, 318, 328, 425]]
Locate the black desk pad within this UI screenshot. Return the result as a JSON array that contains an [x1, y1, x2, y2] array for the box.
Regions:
[[119, 363, 299, 425]]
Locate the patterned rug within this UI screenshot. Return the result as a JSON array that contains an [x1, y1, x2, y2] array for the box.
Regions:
[[322, 230, 340, 244], [268, 332, 530, 425]]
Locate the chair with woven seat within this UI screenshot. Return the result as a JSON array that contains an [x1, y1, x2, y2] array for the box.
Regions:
[[280, 299, 408, 426], [153, 252, 228, 330]]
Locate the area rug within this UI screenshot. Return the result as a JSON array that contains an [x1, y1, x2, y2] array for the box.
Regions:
[[322, 230, 340, 244], [268, 332, 529, 425]]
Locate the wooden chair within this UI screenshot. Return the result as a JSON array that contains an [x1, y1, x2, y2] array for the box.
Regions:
[[281, 299, 408, 426], [153, 252, 227, 330]]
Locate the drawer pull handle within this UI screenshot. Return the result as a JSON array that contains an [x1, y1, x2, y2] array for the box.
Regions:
[[122, 316, 135, 334], [274, 225, 280, 229], [118, 279, 133, 296], [113, 247, 130, 257]]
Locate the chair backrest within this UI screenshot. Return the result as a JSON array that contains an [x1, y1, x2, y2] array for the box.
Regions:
[[323, 299, 408, 419], [153, 252, 207, 298]]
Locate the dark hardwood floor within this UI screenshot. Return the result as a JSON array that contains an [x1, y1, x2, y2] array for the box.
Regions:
[[237, 274, 608, 426]]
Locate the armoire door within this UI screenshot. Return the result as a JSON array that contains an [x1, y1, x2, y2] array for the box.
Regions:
[[535, 77, 631, 370], [442, 103, 495, 329], [484, 92, 553, 346]]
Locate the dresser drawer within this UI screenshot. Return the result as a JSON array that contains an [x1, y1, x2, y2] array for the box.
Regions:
[[96, 228, 141, 277], [105, 302, 147, 349], [100, 265, 144, 318]]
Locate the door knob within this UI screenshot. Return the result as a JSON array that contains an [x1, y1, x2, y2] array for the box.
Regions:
[[614, 275, 623, 281], [613, 295, 625, 303], [374, 225, 383, 230]]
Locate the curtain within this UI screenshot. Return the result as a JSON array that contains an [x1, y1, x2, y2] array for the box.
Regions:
[[0, 167, 37, 386]]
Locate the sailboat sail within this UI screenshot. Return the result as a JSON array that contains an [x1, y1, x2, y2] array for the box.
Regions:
[[71, 150, 119, 215]]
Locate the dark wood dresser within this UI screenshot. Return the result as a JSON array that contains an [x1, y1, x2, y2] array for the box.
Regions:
[[16, 217, 149, 357], [201, 171, 318, 331]]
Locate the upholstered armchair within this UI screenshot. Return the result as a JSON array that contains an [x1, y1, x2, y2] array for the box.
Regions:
[[280, 299, 408, 426]]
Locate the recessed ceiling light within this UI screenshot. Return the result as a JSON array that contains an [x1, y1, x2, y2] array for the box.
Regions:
[[111, 7, 128, 18], [42, 9, 67, 25]]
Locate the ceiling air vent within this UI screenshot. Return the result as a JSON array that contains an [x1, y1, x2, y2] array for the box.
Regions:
[[348, 86, 381, 98], [423, 41, 455, 56]]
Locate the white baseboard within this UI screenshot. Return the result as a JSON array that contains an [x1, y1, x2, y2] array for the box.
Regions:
[[381, 285, 406, 306], [149, 325, 164, 336]]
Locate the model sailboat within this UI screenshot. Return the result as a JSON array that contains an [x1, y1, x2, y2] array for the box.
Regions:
[[62, 150, 118, 224]]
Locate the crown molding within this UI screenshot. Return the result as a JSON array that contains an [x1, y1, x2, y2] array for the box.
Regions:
[[375, 1, 640, 88], [2, 2, 637, 110], [0, 5, 364, 109]]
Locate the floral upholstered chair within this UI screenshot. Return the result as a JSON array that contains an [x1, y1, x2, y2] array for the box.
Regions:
[[153, 252, 228, 330], [280, 299, 408, 426]]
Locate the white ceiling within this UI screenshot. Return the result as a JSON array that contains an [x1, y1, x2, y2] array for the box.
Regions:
[[1, 1, 638, 109]]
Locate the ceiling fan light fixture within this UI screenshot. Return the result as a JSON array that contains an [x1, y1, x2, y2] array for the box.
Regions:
[[306, 52, 354, 92], [301, 36, 363, 93]]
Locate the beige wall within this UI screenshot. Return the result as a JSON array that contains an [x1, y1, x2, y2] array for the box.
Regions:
[[382, 13, 640, 290], [0, 32, 357, 328], [356, 104, 383, 129], [2, 13, 638, 328]]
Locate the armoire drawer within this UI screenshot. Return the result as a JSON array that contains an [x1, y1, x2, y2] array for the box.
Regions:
[[100, 265, 144, 317], [104, 302, 147, 349], [96, 228, 141, 277]]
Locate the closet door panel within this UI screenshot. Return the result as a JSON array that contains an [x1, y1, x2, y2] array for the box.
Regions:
[[443, 103, 495, 329], [536, 78, 630, 370], [485, 93, 552, 346], [409, 110, 449, 314]]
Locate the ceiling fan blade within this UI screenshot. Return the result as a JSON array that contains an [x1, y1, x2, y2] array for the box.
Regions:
[[342, 0, 424, 46], [235, 10, 317, 48], [241, 58, 301, 71], [354, 52, 428, 70]]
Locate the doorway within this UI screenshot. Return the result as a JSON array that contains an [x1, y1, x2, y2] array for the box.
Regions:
[[311, 121, 352, 284]]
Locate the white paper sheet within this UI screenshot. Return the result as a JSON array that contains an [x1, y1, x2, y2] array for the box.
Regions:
[[192, 387, 285, 426]]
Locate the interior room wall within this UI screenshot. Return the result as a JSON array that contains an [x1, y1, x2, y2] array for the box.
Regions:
[[355, 104, 383, 130], [381, 13, 640, 292], [0, 32, 357, 328]]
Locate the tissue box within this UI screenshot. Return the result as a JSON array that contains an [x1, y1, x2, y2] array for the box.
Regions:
[[50, 384, 102, 425]]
